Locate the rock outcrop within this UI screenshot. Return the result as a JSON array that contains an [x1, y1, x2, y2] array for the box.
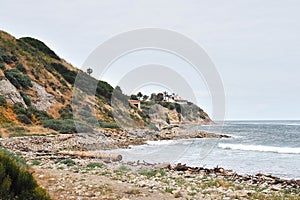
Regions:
[[0, 77, 27, 107], [31, 81, 57, 111]]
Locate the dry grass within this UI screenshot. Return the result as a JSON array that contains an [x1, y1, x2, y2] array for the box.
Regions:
[[0, 125, 57, 138]]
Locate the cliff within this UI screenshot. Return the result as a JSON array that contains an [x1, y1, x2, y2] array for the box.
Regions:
[[0, 30, 212, 135]]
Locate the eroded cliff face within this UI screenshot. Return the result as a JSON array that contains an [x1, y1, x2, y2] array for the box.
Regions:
[[31, 81, 57, 111], [148, 103, 212, 129], [0, 78, 27, 107]]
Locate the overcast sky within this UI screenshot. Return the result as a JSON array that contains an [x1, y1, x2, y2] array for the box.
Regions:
[[1, 0, 300, 120]]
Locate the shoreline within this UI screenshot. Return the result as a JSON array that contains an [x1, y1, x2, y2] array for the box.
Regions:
[[0, 128, 299, 199]]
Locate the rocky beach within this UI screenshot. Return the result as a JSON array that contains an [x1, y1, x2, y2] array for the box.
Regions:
[[1, 128, 299, 200]]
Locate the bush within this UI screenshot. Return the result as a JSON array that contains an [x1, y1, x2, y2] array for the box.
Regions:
[[31, 160, 41, 166], [74, 71, 113, 101], [4, 69, 32, 89], [0, 49, 12, 64], [27, 107, 53, 121], [49, 82, 56, 91], [0, 151, 50, 200], [16, 63, 26, 73], [0, 95, 6, 106], [0, 63, 5, 70], [78, 109, 92, 118], [96, 80, 113, 101], [60, 159, 75, 166], [139, 169, 166, 178], [199, 113, 206, 119], [17, 114, 32, 125], [60, 96, 65, 104], [20, 91, 31, 107], [130, 94, 138, 100], [99, 122, 119, 129], [6, 126, 27, 133], [168, 103, 175, 110], [12, 103, 27, 115], [12, 104, 53, 124], [18, 37, 60, 60], [86, 162, 104, 169], [30, 69, 39, 80], [41, 119, 93, 134], [175, 103, 181, 113], [0, 148, 27, 169], [85, 117, 99, 125], [50, 63, 77, 84], [58, 104, 73, 119]]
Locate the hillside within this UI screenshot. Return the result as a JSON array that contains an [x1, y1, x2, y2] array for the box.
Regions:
[[0, 30, 212, 136]]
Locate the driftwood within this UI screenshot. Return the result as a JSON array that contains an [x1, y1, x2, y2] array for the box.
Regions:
[[58, 150, 122, 161], [172, 163, 300, 188]]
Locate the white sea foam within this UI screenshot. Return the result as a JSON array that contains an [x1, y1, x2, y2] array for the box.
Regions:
[[286, 123, 300, 126], [218, 143, 300, 154], [146, 140, 177, 145]]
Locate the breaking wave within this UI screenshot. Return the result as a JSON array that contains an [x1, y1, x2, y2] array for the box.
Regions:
[[218, 143, 300, 154]]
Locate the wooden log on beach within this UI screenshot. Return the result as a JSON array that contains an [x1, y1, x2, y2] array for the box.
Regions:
[[58, 150, 122, 161]]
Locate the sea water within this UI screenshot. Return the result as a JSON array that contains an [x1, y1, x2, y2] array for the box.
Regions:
[[106, 121, 300, 179]]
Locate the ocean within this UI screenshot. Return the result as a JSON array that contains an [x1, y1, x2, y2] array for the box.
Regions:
[[106, 121, 300, 179]]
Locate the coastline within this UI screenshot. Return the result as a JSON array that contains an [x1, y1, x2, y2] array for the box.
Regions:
[[0, 128, 299, 199]]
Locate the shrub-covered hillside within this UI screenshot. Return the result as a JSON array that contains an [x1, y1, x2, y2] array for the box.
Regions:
[[0, 30, 212, 135], [0, 30, 117, 134]]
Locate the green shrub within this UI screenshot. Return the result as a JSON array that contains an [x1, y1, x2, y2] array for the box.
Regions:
[[78, 109, 91, 117], [85, 117, 99, 125], [49, 82, 56, 91], [74, 71, 113, 101], [16, 63, 26, 73], [165, 187, 175, 194], [20, 91, 31, 107], [4, 69, 32, 89], [0, 63, 5, 70], [41, 119, 93, 134], [50, 63, 77, 84], [117, 165, 130, 172], [96, 79, 114, 100], [6, 126, 27, 133], [17, 114, 32, 124], [137, 110, 150, 122], [12, 103, 27, 115], [0, 148, 27, 169], [0, 151, 50, 200], [31, 160, 41, 166], [159, 101, 169, 108], [0, 95, 6, 106], [73, 71, 98, 95], [139, 169, 166, 178], [12, 104, 53, 124], [175, 103, 181, 113], [58, 104, 73, 119], [60, 96, 65, 104], [18, 37, 60, 60], [86, 162, 104, 169], [30, 69, 39, 80], [168, 103, 175, 110], [60, 159, 75, 166], [199, 113, 206, 119], [99, 122, 119, 129], [130, 94, 138, 100], [0, 49, 12, 64], [27, 107, 53, 121]]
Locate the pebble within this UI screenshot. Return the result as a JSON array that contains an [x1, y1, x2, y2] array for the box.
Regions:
[[0, 131, 299, 200]]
